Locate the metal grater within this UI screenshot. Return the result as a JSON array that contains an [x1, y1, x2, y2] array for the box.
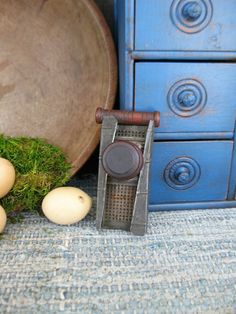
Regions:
[[95, 108, 160, 236]]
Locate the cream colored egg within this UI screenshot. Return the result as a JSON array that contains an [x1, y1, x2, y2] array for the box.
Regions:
[[0, 205, 7, 233], [42, 187, 92, 225], [0, 158, 16, 198]]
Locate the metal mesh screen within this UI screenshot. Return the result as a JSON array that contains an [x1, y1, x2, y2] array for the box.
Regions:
[[116, 126, 146, 141], [100, 125, 147, 231], [103, 181, 137, 230]]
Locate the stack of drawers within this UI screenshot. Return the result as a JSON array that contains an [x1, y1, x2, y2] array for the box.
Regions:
[[116, 0, 236, 210]]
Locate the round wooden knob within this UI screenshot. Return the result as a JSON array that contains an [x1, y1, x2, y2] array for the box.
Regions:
[[164, 157, 201, 190], [174, 166, 191, 184], [178, 90, 197, 108], [102, 141, 144, 180], [170, 0, 213, 34], [182, 2, 202, 21], [168, 79, 207, 117]]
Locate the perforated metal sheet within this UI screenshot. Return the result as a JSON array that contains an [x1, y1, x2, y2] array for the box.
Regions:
[[103, 179, 137, 230]]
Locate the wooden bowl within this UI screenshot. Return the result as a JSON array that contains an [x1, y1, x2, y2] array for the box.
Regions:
[[0, 0, 117, 174]]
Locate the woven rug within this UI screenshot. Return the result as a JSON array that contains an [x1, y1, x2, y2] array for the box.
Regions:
[[0, 175, 235, 313]]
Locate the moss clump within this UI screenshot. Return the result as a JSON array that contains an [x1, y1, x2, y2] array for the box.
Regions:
[[0, 135, 71, 216]]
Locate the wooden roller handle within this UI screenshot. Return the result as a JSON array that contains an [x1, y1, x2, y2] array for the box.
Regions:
[[95, 107, 160, 127]]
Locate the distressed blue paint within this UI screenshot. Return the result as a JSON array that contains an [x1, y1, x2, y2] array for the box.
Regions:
[[116, 0, 236, 210], [135, 62, 236, 134], [117, 0, 135, 109], [150, 141, 233, 203], [228, 121, 236, 199], [135, 0, 236, 54], [149, 200, 236, 211], [154, 132, 234, 141], [132, 51, 236, 61]]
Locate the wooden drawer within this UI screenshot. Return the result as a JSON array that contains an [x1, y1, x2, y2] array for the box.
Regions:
[[135, 62, 236, 136], [150, 141, 233, 204], [135, 0, 236, 52]]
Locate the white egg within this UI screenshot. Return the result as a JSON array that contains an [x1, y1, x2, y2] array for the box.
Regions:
[[0, 158, 16, 198], [42, 187, 92, 225], [0, 205, 7, 233]]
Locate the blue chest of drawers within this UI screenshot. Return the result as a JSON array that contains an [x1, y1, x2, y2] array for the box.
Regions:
[[116, 0, 236, 210]]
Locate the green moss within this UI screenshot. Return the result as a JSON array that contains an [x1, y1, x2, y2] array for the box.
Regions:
[[0, 135, 71, 216]]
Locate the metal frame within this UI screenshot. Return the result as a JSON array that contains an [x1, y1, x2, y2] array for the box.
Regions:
[[96, 115, 154, 235]]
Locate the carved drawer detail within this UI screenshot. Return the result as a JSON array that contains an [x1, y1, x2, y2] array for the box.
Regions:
[[150, 141, 233, 204], [167, 79, 207, 117], [135, 0, 236, 52], [170, 0, 213, 34], [135, 62, 236, 135]]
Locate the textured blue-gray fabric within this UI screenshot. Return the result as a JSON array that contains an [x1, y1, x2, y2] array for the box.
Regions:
[[0, 176, 235, 313]]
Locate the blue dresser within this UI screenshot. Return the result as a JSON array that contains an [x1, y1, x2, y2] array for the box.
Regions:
[[116, 0, 236, 210]]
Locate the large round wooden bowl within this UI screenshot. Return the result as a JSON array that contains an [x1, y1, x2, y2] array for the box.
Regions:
[[0, 0, 117, 174]]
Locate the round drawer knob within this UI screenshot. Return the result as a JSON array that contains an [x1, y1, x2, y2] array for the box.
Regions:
[[174, 166, 191, 183], [178, 90, 197, 108], [182, 2, 202, 21], [102, 141, 143, 180], [170, 0, 213, 34], [168, 79, 207, 117], [164, 157, 201, 190]]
